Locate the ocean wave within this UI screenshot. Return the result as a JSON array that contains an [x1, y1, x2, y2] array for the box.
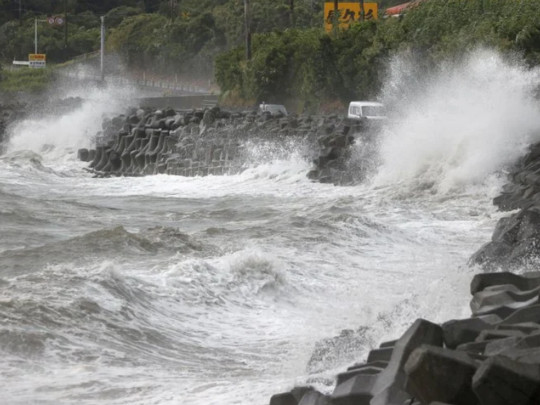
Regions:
[[0, 226, 213, 277], [373, 48, 540, 194], [152, 248, 289, 309]]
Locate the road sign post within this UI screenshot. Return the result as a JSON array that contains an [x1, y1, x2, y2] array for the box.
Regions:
[[29, 53, 46, 68]]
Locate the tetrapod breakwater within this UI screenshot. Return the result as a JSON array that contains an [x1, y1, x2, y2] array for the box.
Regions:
[[78, 106, 375, 185]]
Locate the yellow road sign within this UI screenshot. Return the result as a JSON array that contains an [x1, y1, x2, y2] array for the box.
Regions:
[[324, 2, 378, 32], [29, 53, 46, 68]]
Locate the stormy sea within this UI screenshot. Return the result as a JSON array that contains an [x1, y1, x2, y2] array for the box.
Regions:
[[2, 50, 540, 404]]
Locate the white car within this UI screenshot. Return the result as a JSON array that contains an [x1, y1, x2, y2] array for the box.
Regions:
[[259, 103, 288, 116], [347, 101, 386, 121]]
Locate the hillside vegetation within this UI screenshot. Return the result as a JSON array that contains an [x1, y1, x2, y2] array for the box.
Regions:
[[2, 0, 539, 111], [216, 0, 540, 110], [0, 1, 402, 74]]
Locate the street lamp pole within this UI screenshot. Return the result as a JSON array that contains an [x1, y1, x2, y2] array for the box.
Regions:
[[100, 16, 105, 82], [34, 18, 38, 53], [289, 0, 295, 28], [243, 0, 251, 60]]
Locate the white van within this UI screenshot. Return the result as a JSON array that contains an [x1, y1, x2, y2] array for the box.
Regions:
[[347, 101, 386, 121], [259, 103, 288, 116]]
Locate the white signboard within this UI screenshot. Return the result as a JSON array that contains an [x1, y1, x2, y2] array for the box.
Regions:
[[29, 53, 46, 68]]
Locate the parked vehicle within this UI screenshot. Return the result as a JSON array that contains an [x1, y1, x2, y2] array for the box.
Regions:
[[259, 103, 288, 116], [347, 101, 386, 121]]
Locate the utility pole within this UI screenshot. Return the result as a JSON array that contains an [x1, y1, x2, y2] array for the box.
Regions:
[[243, 0, 251, 60], [333, 0, 339, 35], [64, 0, 68, 48], [289, 0, 295, 28], [19, 0, 22, 26], [360, 0, 365, 21], [100, 16, 105, 82], [34, 18, 37, 53], [169, 0, 177, 22]]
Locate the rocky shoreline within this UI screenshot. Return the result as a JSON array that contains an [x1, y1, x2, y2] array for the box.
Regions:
[[4, 101, 540, 404], [0, 102, 27, 153], [270, 271, 540, 405], [268, 141, 540, 405], [77, 105, 540, 405], [470, 142, 540, 271]]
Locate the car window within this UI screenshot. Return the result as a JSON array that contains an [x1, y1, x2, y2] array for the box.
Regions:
[[362, 106, 385, 117]]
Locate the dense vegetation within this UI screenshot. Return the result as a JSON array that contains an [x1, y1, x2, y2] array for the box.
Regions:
[[0, 1, 402, 76], [216, 0, 540, 110], [0, 64, 52, 93], [2, 0, 539, 110], [0, 1, 326, 68]]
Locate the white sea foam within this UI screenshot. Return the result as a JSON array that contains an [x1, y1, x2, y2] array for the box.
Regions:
[[6, 84, 134, 163], [0, 48, 534, 405], [372, 49, 540, 193]]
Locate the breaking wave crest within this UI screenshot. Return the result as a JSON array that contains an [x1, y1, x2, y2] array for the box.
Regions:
[[370, 49, 540, 194]]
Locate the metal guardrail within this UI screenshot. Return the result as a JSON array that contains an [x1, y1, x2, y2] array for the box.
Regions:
[[56, 69, 212, 94]]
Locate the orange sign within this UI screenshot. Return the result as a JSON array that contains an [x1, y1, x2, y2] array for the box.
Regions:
[[29, 54, 46, 68], [324, 2, 378, 32], [29, 54, 46, 61]]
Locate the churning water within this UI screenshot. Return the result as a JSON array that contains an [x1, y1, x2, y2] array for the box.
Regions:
[[1, 49, 540, 405]]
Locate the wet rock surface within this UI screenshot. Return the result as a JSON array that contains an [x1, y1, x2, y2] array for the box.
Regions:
[[270, 272, 540, 405], [79, 106, 379, 185], [471, 141, 540, 269], [0, 102, 27, 153]]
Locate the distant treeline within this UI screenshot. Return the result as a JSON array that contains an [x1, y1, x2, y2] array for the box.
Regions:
[[0, 1, 403, 74], [4, 0, 536, 111], [214, 0, 540, 110]]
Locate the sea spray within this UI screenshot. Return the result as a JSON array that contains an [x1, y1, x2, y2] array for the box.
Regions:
[[5, 84, 136, 162], [372, 49, 540, 193]]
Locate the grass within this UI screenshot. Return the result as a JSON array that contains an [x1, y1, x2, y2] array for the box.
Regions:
[[0, 66, 54, 93]]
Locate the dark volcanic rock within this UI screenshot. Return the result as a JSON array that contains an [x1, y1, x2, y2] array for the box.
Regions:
[[470, 140, 540, 267], [0, 102, 27, 153]]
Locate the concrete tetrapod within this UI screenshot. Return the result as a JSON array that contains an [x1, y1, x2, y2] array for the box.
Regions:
[[442, 314, 502, 349], [270, 387, 312, 405], [404, 344, 479, 405], [297, 390, 331, 405], [472, 355, 540, 405], [331, 319, 444, 405], [471, 272, 540, 295], [471, 285, 540, 312], [370, 319, 444, 405]]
